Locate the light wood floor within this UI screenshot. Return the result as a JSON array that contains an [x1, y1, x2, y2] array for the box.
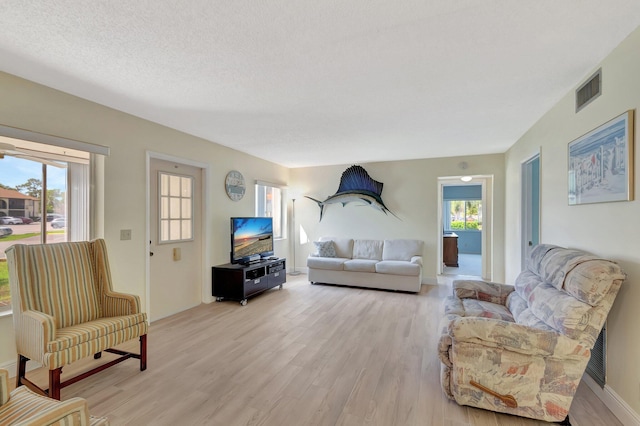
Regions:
[[14, 274, 621, 425]]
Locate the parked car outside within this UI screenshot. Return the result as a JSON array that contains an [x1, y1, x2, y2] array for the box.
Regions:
[[0, 216, 22, 225], [0, 226, 13, 237], [47, 214, 64, 222], [51, 218, 66, 229], [17, 217, 34, 224]]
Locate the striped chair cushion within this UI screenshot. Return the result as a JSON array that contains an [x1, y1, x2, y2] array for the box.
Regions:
[[16, 242, 101, 329], [48, 313, 148, 352]]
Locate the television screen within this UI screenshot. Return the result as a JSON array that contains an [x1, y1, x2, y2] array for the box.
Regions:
[[231, 217, 274, 263]]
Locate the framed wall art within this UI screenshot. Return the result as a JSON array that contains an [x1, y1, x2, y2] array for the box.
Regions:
[[568, 110, 634, 205]]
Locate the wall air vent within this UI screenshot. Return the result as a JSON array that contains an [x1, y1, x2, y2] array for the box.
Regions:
[[586, 324, 606, 388], [576, 68, 601, 113]]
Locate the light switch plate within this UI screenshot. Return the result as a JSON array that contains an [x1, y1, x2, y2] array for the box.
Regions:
[[120, 229, 132, 240]]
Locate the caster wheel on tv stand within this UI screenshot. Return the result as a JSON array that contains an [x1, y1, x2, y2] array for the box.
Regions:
[[240, 299, 247, 306]]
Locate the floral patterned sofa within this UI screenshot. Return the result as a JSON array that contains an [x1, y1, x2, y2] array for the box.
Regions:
[[438, 244, 625, 423]]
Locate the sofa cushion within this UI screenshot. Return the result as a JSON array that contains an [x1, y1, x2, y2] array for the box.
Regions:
[[306, 256, 348, 271], [531, 245, 599, 290], [528, 282, 591, 339], [311, 241, 337, 258], [564, 259, 625, 306], [320, 237, 354, 259], [382, 239, 424, 261], [375, 260, 420, 276], [352, 239, 384, 260], [343, 259, 378, 272], [461, 299, 515, 322]]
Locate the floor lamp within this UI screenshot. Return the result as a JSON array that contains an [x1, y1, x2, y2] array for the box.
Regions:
[[290, 198, 301, 275]]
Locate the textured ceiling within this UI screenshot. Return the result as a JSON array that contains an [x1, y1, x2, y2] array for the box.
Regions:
[[0, 1, 639, 168]]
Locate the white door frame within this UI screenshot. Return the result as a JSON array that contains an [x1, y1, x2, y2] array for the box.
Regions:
[[145, 151, 211, 322], [437, 175, 493, 280]]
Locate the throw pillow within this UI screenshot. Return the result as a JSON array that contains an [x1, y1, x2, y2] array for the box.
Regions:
[[313, 240, 337, 258]]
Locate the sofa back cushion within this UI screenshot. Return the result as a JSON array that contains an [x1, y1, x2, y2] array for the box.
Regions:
[[382, 239, 424, 261], [516, 244, 625, 345], [564, 259, 625, 306], [319, 237, 354, 259], [352, 239, 384, 260]]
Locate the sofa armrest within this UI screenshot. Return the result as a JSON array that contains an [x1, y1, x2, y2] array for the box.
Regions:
[[410, 256, 423, 266], [102, 291, 142, 316], [16, 310, 56, 362], [449, 316, 589, 359], [453, 279, 514, 305]]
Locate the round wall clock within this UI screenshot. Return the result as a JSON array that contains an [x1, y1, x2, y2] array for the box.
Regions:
[[225, 170, 246, 201]]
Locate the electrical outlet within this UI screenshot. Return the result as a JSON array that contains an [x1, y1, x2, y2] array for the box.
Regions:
[[120, 229, 132, 240]]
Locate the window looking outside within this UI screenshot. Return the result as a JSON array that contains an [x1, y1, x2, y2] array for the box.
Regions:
[[255, 183, 283, 239], [159, 172, 193, 243], [0, 138, 91, 313], [444, 200, 482, 231]]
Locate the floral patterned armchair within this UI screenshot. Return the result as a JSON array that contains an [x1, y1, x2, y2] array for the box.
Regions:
[[438, 244, 625, 423]]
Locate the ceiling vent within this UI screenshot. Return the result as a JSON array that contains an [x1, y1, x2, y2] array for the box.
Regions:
[[576, 68, 601, 112]]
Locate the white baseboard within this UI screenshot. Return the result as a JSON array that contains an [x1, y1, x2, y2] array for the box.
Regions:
[[582, 373, 640, 426], [0, 358, 42, 379], [422, 276, 439, 285]]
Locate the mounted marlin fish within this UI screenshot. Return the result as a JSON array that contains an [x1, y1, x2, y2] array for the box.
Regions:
[[305, 165, 398, 221]]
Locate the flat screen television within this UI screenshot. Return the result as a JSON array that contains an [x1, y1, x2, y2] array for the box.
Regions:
[[230, 217, 274, 264]]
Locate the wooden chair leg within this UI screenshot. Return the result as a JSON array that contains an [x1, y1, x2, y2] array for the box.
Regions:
[[140, 334, 147, 371], [49, 367, 62, 400], [17, 354, 28, 388]]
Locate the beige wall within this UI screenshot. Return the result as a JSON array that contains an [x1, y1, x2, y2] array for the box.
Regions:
[[290, 155, 505, 283], [0, 71, 290, 367], [505, 28, 640, 415]]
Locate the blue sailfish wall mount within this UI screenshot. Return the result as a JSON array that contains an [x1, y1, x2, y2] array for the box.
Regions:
[[306, 165, 398, 221]]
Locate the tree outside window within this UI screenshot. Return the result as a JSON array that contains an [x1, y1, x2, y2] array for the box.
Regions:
[[446, 200, 482, 231]]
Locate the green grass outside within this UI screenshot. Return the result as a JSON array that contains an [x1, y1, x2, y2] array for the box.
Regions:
[[0, 230, 64, 242], [0, 261, 8, 308]]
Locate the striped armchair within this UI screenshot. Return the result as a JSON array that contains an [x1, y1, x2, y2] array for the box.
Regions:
[[0, 369, 109, 425], [6, 239, 148, 400]]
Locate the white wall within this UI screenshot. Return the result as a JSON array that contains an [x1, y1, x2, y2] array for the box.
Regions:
[[505, 27, 640, 417], [290, 155, 505, 283], [0, 71, 290, 367]]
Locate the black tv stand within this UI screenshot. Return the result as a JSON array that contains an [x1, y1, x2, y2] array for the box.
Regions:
[[212, 258, 286, 306]]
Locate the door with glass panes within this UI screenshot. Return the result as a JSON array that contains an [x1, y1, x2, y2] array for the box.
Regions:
[[149, 158, 203, 321]]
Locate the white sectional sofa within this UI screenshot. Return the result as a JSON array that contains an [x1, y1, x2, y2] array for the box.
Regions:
[[306, 237, 424, 292]]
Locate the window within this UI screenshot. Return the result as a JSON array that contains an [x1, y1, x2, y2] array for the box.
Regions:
[[444, 200, 482, 231], [0, 138, 94, 313], [255, 182, 284, 239], [158, 172, 193, 242]]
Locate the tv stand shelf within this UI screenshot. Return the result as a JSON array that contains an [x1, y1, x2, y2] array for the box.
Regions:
[[212, 258, 286, 305]]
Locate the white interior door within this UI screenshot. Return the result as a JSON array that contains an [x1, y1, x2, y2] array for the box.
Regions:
[[149, 158, 203, 321]]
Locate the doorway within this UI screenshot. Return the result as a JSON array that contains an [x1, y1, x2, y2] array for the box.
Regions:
[[147, 154, 208, 322], [521, 154, 540, 268], [437, 176, 493, 280]]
